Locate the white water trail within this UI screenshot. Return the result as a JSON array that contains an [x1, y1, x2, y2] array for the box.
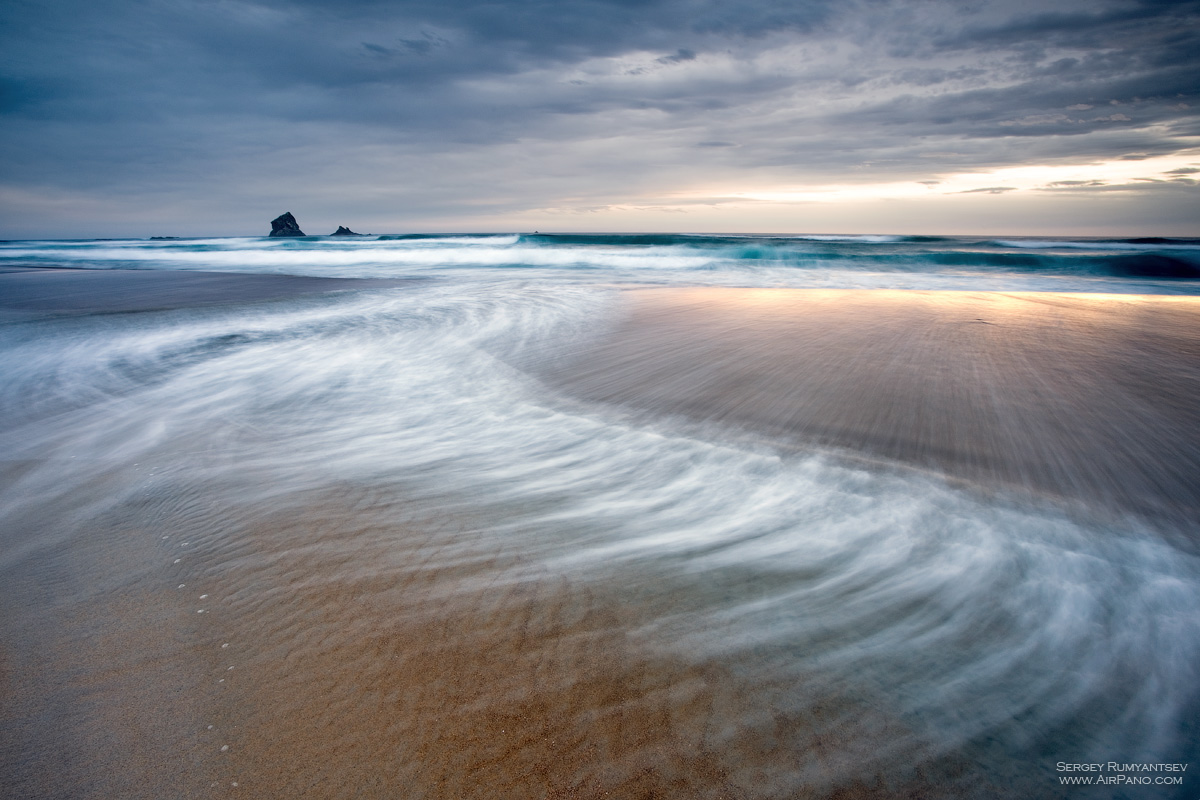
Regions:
[[2, 282, 1197, 782]]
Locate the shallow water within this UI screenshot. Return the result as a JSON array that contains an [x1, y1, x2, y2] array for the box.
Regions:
[[1, 236, 1198, 798]]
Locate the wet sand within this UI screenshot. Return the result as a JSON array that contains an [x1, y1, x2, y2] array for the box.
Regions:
[[0, 267, 409, 318], [0, 474, 999, 799], [3, 277, 1198, 799], [538, 288, 1200, 532]]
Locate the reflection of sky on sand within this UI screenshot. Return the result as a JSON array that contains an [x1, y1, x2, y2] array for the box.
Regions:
[[663, 285, 1200, 307]]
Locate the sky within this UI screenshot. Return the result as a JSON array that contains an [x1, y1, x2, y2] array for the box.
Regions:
[[1, 0, 1198, 237]]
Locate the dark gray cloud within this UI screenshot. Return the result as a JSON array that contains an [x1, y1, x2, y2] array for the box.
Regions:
[[658, 48, 697, 64], [0, 0, 1197, 236]]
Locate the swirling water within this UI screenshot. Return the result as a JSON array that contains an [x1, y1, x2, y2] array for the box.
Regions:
[[1, 234, 1198, 798]]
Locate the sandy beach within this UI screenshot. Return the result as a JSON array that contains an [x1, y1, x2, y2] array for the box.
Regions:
[[2, 272, 1198, 799]]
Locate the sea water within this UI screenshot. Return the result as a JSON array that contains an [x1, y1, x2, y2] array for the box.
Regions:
[[3, 232, 1199, 290], [1, 233, 1198, 798]]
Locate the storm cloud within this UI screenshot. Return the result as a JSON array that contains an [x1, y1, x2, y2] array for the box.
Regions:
[[1, 0, 1197, 235]]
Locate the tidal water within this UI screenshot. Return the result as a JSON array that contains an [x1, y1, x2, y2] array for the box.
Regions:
[[1, 233, 1198, 798]]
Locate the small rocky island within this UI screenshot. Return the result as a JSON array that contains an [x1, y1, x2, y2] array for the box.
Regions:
[[269, 214, 368, 237], [269, 212, 306, 237]]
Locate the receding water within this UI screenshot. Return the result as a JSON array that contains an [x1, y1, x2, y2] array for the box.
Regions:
[[1, 235, 1198, 798]]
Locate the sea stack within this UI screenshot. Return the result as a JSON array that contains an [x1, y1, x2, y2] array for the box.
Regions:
[[331, 226, 365, 236], [269, 212, 305, 237]]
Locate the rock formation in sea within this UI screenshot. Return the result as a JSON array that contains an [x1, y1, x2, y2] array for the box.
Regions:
[[269, 212, 305, 237], [331, 226, 365, 236]]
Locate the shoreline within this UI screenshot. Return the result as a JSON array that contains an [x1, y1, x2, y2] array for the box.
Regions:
[[6, 268, 1196, 530]]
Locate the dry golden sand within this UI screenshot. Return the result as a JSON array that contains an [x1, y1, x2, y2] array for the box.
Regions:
[[4, 287, 1197, 798]]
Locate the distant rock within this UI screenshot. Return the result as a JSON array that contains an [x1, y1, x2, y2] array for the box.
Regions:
[[331, 226, 365, 236], [269, 212, 305, 237]]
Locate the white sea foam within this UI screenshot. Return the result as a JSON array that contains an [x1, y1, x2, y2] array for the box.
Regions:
[[0, 240, 717, 276]]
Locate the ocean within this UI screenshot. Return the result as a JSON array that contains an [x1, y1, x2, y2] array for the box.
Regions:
[[4, 232, 1200, 288], [1, 233, 1198, 798]]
